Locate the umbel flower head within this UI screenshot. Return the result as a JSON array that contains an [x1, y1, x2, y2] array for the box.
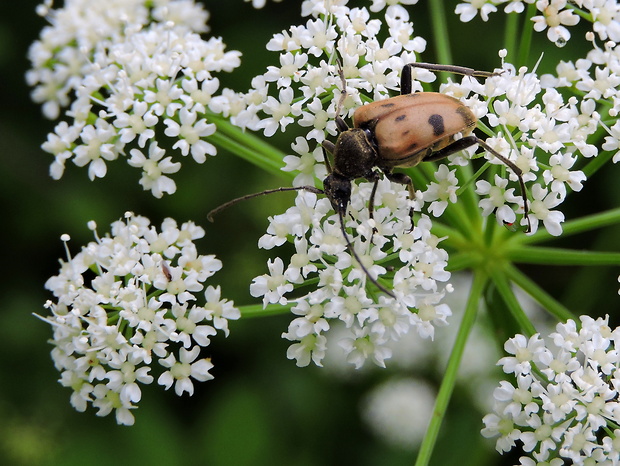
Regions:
[[225, 0, 611, 369], [28, 0, 241, 197], [482, 316, 620, 464], [39, 213, 240, 425], [232, 1, 602, 238]]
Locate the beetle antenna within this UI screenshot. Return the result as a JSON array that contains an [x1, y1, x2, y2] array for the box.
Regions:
[[207, 186, 324, 222], [408, 62, 501, 78], [335, 208, 396, 298], [475, 138, 532, 233]]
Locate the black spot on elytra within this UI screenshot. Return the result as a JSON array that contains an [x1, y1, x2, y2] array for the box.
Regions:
[[428, 114, 444, 136], [395, 114, 407, 122]]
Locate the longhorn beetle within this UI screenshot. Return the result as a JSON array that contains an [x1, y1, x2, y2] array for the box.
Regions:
[[208, 62, 531, 297]]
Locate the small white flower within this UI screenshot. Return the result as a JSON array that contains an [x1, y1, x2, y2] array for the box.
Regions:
[[532, 0, 580, 46], [422, 165, 459, 217], [128, 142, 181, 198], [250, 257, 294, 306], [542, 153, 586, 196], [158, 347, 214, 396], [164, 107, 217, 163], [499, 333, 546, 375], [455, 0, 498, 22], [475, 175, 518, 226], [340, 327, 392, 369], [527, 184, 565, 236]]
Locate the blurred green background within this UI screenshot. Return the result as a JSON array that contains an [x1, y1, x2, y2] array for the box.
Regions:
[[1, 1, 619, 465]]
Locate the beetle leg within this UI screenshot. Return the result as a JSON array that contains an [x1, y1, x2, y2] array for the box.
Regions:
[[384, 171, 416, 231], [421, 135, 531, 233], [367, 178, 380, 243], [335, 115, 349, 133], [421, 135, 478, 162], [321, 141, 335, 174], [365, 170, 384, 222], [400, 63, 500, 95]]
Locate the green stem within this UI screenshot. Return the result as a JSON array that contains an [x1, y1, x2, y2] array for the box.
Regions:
[[415, 272, 487, 466], [207, 111, 286, 161], [565, 3, 594, 22], [507, 246, 620, 266], [207, 131, 289, 178], [514, 208, 620, 245], [428, 0, 452, 80], [443, 251, 480, 271], [582, 147, 615, 178], [238, 303, 292, 318], [207, 112, 292, 179], [517, 3, 537, 68], [428, 221, 471, 251], [504, 263, 575, 322], [455, 163, 483, 233], [491, 269, 537, 337], [503, 12, 519, 64]]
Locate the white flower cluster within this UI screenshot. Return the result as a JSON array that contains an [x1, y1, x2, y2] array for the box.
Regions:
[[456, 0, 620, 47], [251, 179, 452, 369], [39, 214, 240, 425], [223, 0, 610, 244], [444, 61, 599, 235], [28, 0, 241, 197], [482, 316, 620, 465]]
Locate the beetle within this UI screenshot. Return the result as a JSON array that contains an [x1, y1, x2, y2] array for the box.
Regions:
[[321, 62, 530, 232], [208, 62, 531, 297]]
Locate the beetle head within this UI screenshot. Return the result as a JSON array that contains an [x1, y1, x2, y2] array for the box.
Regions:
[[323, 172, 352, 215]]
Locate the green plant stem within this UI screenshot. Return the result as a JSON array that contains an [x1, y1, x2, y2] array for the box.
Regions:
[[517, 3, 537, 67], [507, 246, 620, 266], [428, 221, 471, 251], [514, 208, 620, 245], [415, 271, 487, 466], [428, 0, 452, 80], [443, 251, 480, 271], [238, 303, 292, 318], [503, 12, 519, 64], [504, 263, 575, 322], [491, 269, 537, 337], [455, 163, 483, 233], [207, 112, 292, 179], [582, 146, 615, 178]]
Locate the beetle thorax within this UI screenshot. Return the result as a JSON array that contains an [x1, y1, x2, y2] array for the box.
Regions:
[[332, 128, 377, 180]]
